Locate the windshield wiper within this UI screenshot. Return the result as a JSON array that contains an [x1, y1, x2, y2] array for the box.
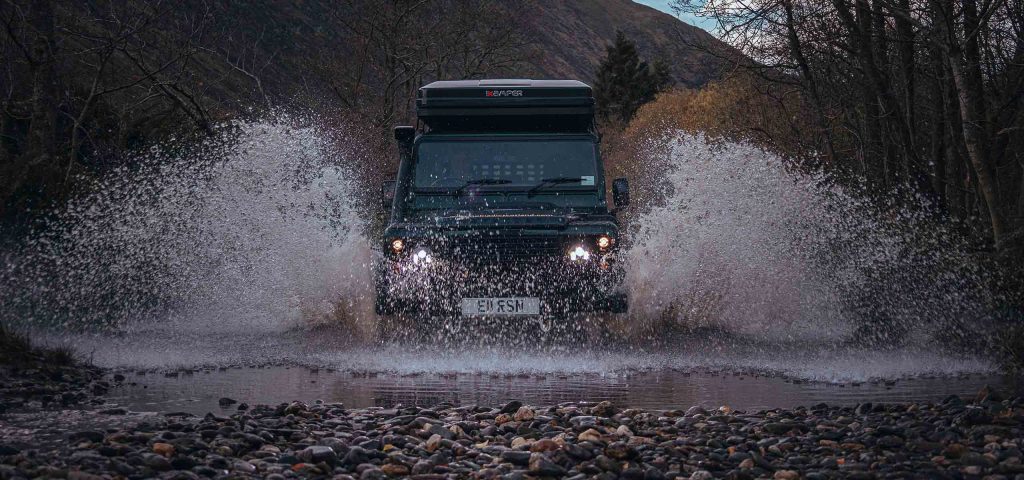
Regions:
[[527, 177, 584, 197], [455, 178, 511, 196]]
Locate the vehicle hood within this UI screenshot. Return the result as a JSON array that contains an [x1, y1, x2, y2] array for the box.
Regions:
[[411, 209, 575, 228], [386, 208, 617, 237]]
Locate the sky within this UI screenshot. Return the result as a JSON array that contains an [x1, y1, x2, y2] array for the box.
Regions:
[[632, 0, 716, 31]]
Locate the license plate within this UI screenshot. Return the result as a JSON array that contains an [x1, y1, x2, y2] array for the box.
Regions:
[[461, 297, 540, 316]]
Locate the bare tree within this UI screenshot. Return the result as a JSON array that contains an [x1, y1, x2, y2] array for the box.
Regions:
[[673, 0, 1024, 255], [0, 0, 219, 219], [314, 0, 529, 128]]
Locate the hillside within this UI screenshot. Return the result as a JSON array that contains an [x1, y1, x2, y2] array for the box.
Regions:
[[189, 0, 736, 111], [217, 0, 733, 92], [513, 0, 732, 87]]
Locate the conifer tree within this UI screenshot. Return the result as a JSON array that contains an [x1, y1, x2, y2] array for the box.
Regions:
[[594, 31, 672, 123]]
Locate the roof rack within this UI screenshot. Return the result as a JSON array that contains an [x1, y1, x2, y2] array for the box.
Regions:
[[416, 79, 595, 133]]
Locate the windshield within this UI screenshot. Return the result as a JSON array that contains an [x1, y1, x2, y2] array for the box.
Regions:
[[414, 139, 597, 188], [407, 138, 600, 210]]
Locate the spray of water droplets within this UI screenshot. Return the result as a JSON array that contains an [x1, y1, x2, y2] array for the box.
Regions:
[[0, 116, 373, 336], [625, 133, 997, 349], [0, 126, 1001, 381]]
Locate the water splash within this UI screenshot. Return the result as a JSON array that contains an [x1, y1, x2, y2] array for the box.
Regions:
[[624, 133, 997, 348], [0, 126, 1002, 382], [1, 116, 372, 336]]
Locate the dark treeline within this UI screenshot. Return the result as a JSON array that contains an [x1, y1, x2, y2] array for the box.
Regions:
[[674, 0, 1024, 259], [594, 31, 673, 124], [0, 0, 533, 223]]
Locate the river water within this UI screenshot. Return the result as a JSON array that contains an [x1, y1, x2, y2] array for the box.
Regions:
[[106, 364, 1018, 415], [84, 324, 1014, 415]]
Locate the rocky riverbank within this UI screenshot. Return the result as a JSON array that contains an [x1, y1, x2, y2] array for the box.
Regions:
[[0, 327, 109, 414], [1, 388, 1022, 479]]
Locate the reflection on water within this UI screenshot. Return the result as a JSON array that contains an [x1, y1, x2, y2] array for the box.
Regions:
[[106, 366, 1020, 415]]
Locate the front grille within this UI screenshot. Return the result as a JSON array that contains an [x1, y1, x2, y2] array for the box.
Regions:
[[435, 235, 565, 261]]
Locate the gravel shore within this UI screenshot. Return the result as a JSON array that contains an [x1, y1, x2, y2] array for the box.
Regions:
[[0, 364, 108, 414], [1, 387, 1022, 479]]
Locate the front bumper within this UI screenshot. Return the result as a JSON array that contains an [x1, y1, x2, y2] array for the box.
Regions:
[[374, 256, 627, 316]]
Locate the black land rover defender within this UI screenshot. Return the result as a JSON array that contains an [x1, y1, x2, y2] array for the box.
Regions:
[[375, 79, 629, 323]]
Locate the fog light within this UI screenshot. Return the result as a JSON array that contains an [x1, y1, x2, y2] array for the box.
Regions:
[[568, 245, 591, 261], [390, 239, 404, 253], [597, 236, 612, 250]]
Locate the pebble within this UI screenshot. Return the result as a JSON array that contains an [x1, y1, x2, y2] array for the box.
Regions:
[[233, 460, 257, 473], [690, 470, 714, 480], [501, 450, 531, 465], [297, 445, 337, 464], [151, 442, 174, 458], [0, 388, 1020, 479], [686, 406, 708, 416], [529, 452, 567, 476], [531, 438, 561, 452], [578, 428, 602, 442], [513, 405, 535, 421], [141, 453, 171, 470], [424, 433, 442, 452], [500, 400, 523, 414], [68, 431, 104, 443]]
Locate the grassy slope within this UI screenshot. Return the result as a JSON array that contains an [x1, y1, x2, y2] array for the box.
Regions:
[[0, 323, 76, 370]]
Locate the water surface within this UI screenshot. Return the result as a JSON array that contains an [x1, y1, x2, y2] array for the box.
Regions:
[[107, 365, 1020, 415]]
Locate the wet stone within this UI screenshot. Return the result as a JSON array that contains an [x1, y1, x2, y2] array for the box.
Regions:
[[342, 446, 370, 466], [298, 445, 337, 465], [690, 470, 714, 480], [528, 452, 566, 476], [595, 454, 622, 473], [359, 466, 385, 479], [2, 386, 1021, 480], [605, 441, 635, 460], [142, 453, 171, 470], [277, 453, 299, 465], [501, 450, 532, 465], [411, 459, 433, 475], [565, 443, 593, 460], [686, 406, 708, 416], [170, 456, 196, 469], [570, 416, 597, 428], [68, 431, 105, 443], [500, 400, 524, 414]]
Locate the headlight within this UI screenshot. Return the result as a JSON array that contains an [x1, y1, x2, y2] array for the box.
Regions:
[[411, 247, 433, 265], [597, 235, 613, 250], [568, 245, 591, 261]]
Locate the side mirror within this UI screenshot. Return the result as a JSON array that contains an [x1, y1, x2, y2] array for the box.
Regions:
[[381, 180, 397, 211], [612, 178, 630, 208], [394, 126, 415, 152]]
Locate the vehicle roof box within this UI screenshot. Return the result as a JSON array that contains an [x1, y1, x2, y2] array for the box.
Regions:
[[416, 79, 594, 133]]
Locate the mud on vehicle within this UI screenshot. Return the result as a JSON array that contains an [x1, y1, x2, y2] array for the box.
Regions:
[[374, 79, 630, 334]]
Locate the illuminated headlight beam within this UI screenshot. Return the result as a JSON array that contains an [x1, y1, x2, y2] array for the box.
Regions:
[[411, 248, 433, 265], [568, 245, 591, 262]]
